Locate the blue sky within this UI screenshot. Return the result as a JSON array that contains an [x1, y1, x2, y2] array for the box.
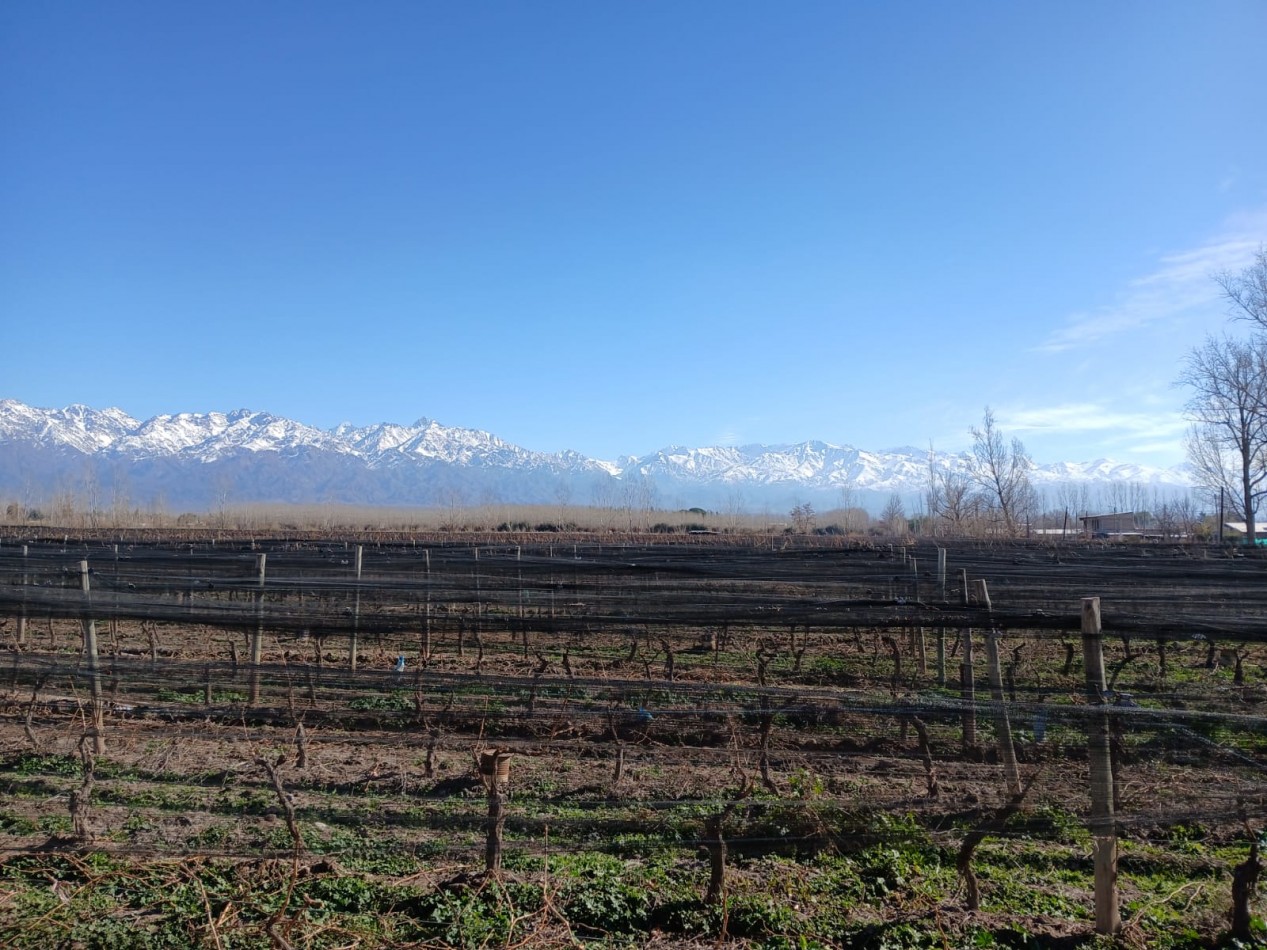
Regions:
[[3, 1, 1266, 468]]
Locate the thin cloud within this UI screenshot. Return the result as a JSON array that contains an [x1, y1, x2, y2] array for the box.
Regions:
[[1128, 439, 1191, 457], [994, 402, 1189, 465], [1037, 209, 1267, 354], [996, 403, 1186, 441]]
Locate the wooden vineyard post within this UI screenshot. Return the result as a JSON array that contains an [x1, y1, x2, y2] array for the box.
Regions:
[[78, 561, 105, 753], [109, 545, 120, 656], [985, 630, 1021, 796], [479, 748, 512, 877], [971, 578, 992, 611], [349, 545, 363, 671], [937, 546, 947, 601], [961, 627, 976, 750], [17, 545, 28, 648], [472, 548, 483, 661], [517, 545, 527, 657], [423, 549, 432, 661], [936, 627, 947, 687], [974, 577, 1018, 791], [960, 569, 969, 606], [1082, 597, 1121, 935], [250, 553, 266, 706], [185, 544, 194, 615]]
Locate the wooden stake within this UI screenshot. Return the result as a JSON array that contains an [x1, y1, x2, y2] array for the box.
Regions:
[[985, 630, 1021, 796], [79, 561, 105, 753], [936, 626, 946, 687], [349, 545, 362, 672], [1082, 597, 1121, 935], [423, 549, 432, 661], [971, 578, 992, 610], [473, 547, 482, 652], [974, 577, 1018, 793], [17, 545, 28, 648], [961, 628, 976, 749], [517, 545, 527, 657], [250, 553, 266, 705]]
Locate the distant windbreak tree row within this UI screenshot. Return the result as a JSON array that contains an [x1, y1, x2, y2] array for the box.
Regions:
[[892, 408, 1204, 542]]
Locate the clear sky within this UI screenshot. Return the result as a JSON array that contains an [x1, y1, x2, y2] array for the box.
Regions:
[[3, 1, 1265, 467]]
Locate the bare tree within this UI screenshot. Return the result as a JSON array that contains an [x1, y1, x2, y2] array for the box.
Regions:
[[554, 481, 572, 518], [80, 463, 102, 528], [620, 473, 657, 530], [790, 502, 816, 534], [969, 407, 1035, 535], [945, 474, 981, 534], [924, 445, 944, 537], [881, 493, 906, 535], [1179, 335, 1267, 544], [1150, 489, 1178, 540], [1216, 245, 1267, 330], [833, 506, 870, 534], [724, 487, 746, 532], [1054, 481, 1091, 527], [837, 485, 867, 534], [1103, 481, 1130, 515], [213, 474, 234, 529], [589, 480, 616, 529], [1171, 491, 1205, 542], [927, 449, 977, 537]]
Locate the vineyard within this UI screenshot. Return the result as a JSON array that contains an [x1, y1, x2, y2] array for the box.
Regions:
[[0, 533, 1264, 948]]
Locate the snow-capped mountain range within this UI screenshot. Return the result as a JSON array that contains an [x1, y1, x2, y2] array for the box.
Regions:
[[0, 400, 1194, 513]]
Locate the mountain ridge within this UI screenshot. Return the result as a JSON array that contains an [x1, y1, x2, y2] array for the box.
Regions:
[[0, 399, 1194, 511]]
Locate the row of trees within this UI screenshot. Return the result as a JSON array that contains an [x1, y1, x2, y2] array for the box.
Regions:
[[794, 476, 1206, 541], [1178, 248, 1267, 543], [913, 408, 1213, 540]]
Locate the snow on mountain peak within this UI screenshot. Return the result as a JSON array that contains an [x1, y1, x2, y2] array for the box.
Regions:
[[0, 400, 1196, 509]]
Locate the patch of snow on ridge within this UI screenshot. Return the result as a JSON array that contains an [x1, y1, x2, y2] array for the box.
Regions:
[[0, 400, 1197, 496]]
